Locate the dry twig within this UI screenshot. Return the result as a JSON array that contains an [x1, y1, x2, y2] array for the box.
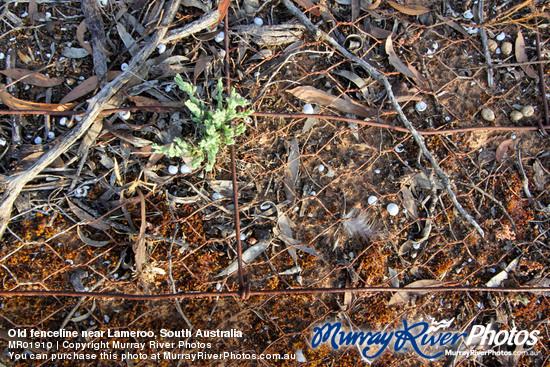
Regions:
[[281, 0, 485, 237], [0, 0, 183, 239]]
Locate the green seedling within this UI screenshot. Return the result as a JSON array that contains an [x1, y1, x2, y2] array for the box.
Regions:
[[153, 75, 253, 171]]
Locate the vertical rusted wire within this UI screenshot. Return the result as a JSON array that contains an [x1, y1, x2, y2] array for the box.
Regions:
[[535, 26, 549, 135], [224, 10, 246, 297]]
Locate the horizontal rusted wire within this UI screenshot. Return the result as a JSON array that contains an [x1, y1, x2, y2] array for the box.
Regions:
[[0, 286, 549, 300], [0, 107, 547, 135]]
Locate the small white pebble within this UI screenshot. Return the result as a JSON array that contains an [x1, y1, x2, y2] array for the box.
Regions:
[[395, 144, 405, 153], [78, 75, 85, 80], [215, 283, 222, 291], [180, 164, 191, 174], [0, 138, 6, 146], [317, 164, 325, 172], [296, 349, 307, 363], [21, 12, 28, 17], [387, 203, 399, 216], [215, 32, 225, 43], [374, 169, 381, 174], [168, 165, 179, 175], [34, 136, 43, 145], [445, 116, 451, 121], [368, 195, 378, 205], [521, 105, 535, 117], [99, 0, 108, 6], [119, 111, 131, 120], [157, 43, 166, 54], [212, 192, 223, 200], [45, 12, 52, 19], [0, 52, 4, 60], [45, 53, 52, 58], [253, 17, 264, 26], [260, 203, 271, 210], [303, 103, 314, 114], [164, 85, 172, 93], [495, 47, 502, 55], [466, 27, 479, 35], [310, 191, 316, 196], [415, 101, 427, 112], [413, 242, 421, 249], [240, 233, 246, 241], [496, 32, 506, 41], [104, 315, 110, 323], [463, 9, 474, 20], [511, 134, 517, 140], [74, 187, 88, 198], [59, 117, 68, 126], [120, 63, 129, 71], [47, 131, 55, 139]]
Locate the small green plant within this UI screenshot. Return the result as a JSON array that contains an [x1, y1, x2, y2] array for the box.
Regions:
[[153, 75, 253, 171]]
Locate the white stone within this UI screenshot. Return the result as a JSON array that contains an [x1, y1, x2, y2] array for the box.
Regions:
[[34, 136, 43, 145], [240, 233, 246, 241], [59, 117, 68, 126], [463, 10, 474, 20], [157, 43, 166, 54], [317, 164, 325, 172], [212, 192, 223, 200], [296, 349, 307, 363], [368, 195, 378, 205], [260, 203, 271, 210], [496, 32, 506, 41], [387, 203, 399, 216], [119, 111, 131, 120], [215, 32, 225, 43], [168, 165, 179, 175], [180, 164, 191, 174], [303, 104, 314, 114], [415, 101, 427, 112], [254, 17, 264, 26]]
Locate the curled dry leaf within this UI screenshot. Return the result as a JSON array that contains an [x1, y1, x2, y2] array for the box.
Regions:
[[76, 20, 93, 55], [485, 257, 520, 288], [0, 68, 64, 87], [67, 198, 110, 231], [495, 138, 513, 164], [515, 30, 537, 78], [59, 71, 121, 104], [361, 0, 381, 10], [387, 0, 430, 16], [385, 35, 418, 80], [216, 240, 270, 278], [288, 86, 377, 117], [77, 226, 110, 247], [0, 85, 76, 111]]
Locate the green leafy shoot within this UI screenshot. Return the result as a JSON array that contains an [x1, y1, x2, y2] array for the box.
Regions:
[[153, 75, 253, 172]]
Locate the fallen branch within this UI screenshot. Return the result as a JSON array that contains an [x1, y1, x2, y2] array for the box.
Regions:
[[281, 0, 485, 237], [0, 0, 183, 239]]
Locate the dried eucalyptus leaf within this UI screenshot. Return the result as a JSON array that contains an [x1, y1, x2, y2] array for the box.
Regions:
[[216, 240, 270, 277]]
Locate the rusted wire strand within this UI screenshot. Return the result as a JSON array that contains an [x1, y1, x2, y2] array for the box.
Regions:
[[0, 108, 547, 135], [0, 286, 548, 300], [224, 12, 246, 298]]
